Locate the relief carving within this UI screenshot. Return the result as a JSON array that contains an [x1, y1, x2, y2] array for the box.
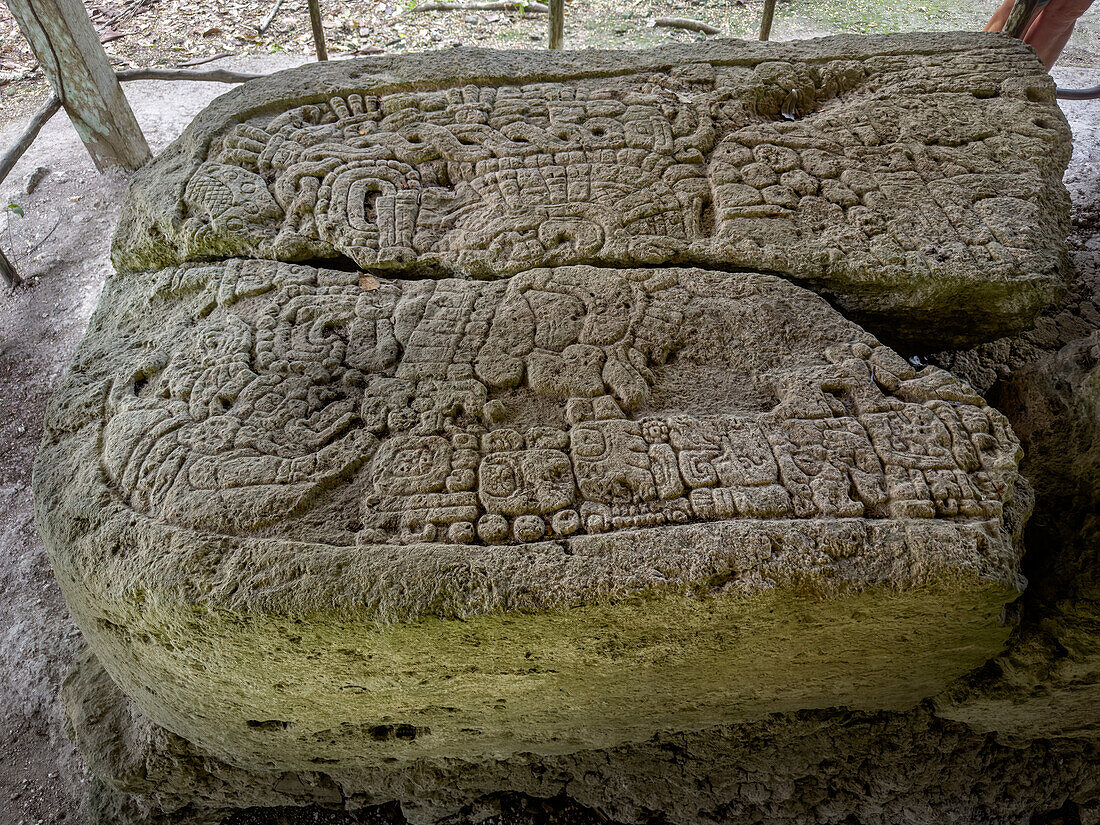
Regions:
[[116, 53, 1062, 350], [40, 39, 1067, 782], [97, 260, 1021, 546]]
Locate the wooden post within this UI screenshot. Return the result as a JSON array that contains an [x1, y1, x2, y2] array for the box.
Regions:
[[0, 247, 22, 289], [1005, 0, 1042, 37], [6, 0, 151, 172], [307, 0, 329, 61], [759, 0, 776, 40], [549, 0, 563, 49]]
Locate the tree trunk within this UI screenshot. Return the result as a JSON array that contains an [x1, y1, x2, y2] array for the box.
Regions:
[[548, 0, 563, 48], [6, 0, 151, 172]]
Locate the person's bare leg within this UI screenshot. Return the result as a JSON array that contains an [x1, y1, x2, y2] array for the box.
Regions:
[[1024, 0, 1095, 67]]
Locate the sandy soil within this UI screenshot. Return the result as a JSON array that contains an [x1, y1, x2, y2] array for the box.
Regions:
[[0, 43, 1097, 825]]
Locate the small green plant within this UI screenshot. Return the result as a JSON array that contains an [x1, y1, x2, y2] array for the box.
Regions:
[[4, 203, 23, 255]]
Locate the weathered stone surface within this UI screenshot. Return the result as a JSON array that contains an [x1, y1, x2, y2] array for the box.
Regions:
[[64, 648, 1100, 825], [37, 35, 1090, 823], [934, 331, 1100, 741], [36, 256, 1026, 773], [926, 186, 1100, 743], [111, 34, 1072, 347]]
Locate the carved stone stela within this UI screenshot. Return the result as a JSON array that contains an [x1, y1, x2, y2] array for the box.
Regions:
[[175, 78, 1052, 287], [36, 35, 1066, 790]]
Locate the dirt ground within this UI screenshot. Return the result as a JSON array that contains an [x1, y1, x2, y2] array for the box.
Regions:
[[0, 6, 1098, 824]]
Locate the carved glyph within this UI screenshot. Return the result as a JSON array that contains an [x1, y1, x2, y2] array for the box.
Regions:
[[97, 40, 1061, 350], [176, 71, 1059, 285], [98, 260, 1021, 546]]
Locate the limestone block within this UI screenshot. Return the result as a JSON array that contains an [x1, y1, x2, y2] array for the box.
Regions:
[[110, 34, 1072, 347], [62, 648, 1100, 825], [36, 259, 1027, 773]]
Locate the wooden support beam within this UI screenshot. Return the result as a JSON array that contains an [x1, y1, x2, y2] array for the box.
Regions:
[[655, 17, 720, 35], [2, 70, 261, 202], [1004, 0, 1043, 37], [307, 0, 329, 61], [412, 1, 548, 10], [548, 0, 563, 49], [759, 0, 776, 40], [117, 67, 264, 83], [0, 95, 62, 189], [0, 246, 22, 290], [6, 0, 151, 172]]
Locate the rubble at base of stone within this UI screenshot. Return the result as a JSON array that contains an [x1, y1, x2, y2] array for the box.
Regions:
[[29, 31, 1100, 825]]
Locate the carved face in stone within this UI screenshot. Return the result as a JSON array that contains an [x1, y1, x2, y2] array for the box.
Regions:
[[528, 291, 586, 352]]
